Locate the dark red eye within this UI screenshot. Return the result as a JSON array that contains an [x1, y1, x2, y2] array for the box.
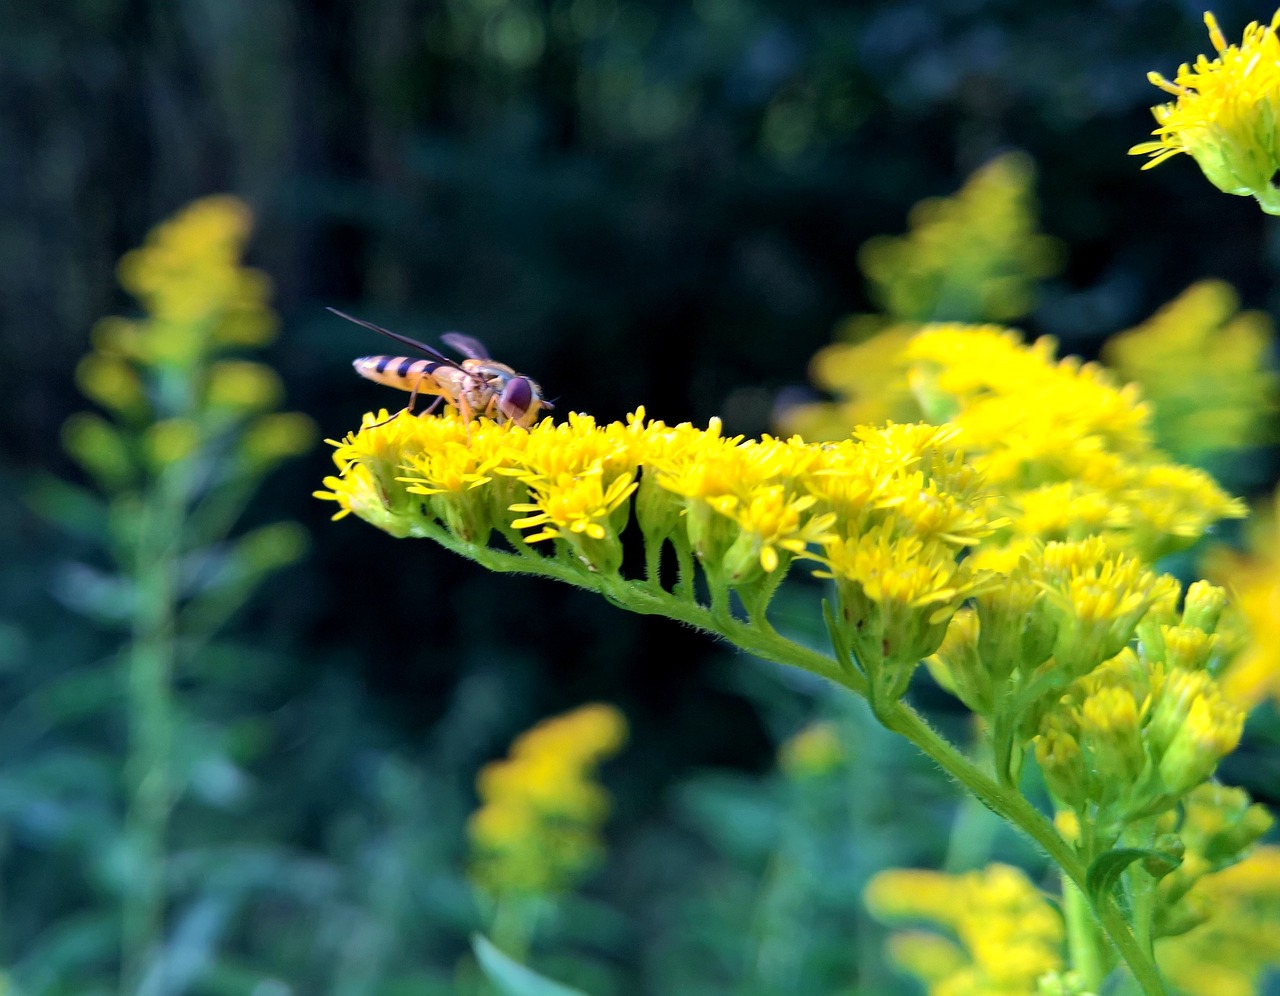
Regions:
[[499, 377, 534, 421]]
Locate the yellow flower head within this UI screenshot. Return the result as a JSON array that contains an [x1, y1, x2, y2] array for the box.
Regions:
[[1131, 11, 1280, 213], [709, 486, 835, 575], [866, 864, 1064, 995], [510, 468, 639, 573], [1102, 281, 1280, 463], [69, 196, 314, 491], [1039, 645, 1246, 827], [1206, 486, 1280, 710], [777, 720, 847, 779], [468, 703, 627, 899], [857, 153, 1063, 324]]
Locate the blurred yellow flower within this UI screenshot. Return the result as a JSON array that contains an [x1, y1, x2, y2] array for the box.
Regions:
[[777, 720, 846, 779], [859, 153, 1063, 323], [866, 864, 1065, 995], [468, 703, 627, 898], [68, 195, 317, 486], [1102, 281, 1279, 467], [1158, 846, 1280, 994], [1206, 486, 1280, 709], [780, 154, 1063, 438]]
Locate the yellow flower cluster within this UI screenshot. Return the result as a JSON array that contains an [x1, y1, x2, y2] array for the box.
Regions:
[[1031, 577, 1250, 855], [1206, 487, 1280, 710], [64, 196, 315, 492], [99, 194, 277, 362], [858, 153, 1063, 324], [1102, 280, 1279, 466], [1157, 844, 1280, 995], [864, 864, 1065, 996], [780, 154, 1061, 440], [468, 703, 627, 898], [931, 539, 1180, 727], [317, 406, 1008, 701], [905, 324, 1246, 562], [1131, 10, 1280, 214], [320, 320, 1249, 728]]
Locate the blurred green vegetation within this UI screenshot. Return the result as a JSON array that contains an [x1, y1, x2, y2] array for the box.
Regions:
[[2, 0, 1279, 993]]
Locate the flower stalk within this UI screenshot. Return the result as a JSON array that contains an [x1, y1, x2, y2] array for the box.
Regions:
[[318, 324, 1252, 995]]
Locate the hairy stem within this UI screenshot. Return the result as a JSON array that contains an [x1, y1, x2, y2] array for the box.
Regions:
[[421, 538, 1168, 995]]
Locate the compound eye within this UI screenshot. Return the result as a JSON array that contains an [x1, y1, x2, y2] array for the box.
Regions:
[[499, 377, 534, 423]]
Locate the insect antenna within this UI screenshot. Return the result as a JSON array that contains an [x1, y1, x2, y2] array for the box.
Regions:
[[326, 307, 468, 371]]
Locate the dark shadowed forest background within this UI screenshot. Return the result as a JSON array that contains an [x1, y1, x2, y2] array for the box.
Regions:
[[2, 1, 1279, 993]]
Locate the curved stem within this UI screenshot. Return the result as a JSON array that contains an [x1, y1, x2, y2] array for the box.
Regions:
[[414, 536, 1167, 995]]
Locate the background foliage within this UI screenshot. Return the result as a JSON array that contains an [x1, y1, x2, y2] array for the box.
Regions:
[[2, 1, 1279, 992]]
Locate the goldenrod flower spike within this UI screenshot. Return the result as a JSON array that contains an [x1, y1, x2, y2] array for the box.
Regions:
[[320, 325, 1257, 996], [1131, 10, 1280, 214], [865, 865, 1066, 994], [468, 703, 627, 901]]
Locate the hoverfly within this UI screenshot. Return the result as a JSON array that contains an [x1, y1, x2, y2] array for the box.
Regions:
[[328, 307, 550, 427]]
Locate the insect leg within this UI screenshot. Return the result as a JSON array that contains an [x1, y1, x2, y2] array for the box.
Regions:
[[364, 375, 430, 429]]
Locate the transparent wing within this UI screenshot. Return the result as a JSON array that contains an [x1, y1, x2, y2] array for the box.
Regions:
[[440, 331, 492, 360]]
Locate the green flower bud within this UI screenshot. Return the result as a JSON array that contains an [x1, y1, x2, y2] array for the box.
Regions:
[[1155, 679, 1244, 796], [1036, 722, 1090, 812], [1181, 580, 1228, 634]]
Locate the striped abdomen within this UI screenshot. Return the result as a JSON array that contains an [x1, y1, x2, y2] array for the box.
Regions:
[[352, 355, 453, 394]]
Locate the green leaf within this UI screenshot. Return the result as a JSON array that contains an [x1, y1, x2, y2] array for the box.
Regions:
[[25, 473, 110, 542], [1086, 847, 1182, 904], [471, 934, 590, 996]]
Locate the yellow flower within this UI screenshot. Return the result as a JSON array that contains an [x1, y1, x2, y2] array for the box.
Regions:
[[468, 703, 627, 899], [866, 864, 1064, 995], [113, 195, 276, 357], [1038, 646, 1246, 828], [1037, 539, 1171, 681], [708, 486, 835, 575], [777, 721, 846, 779], [314, 410, 441, 529], [510, 468, 638, 572], [1131, 11, 1280, 213], [67, 195, 311, 493], [857, 153, 1063, 324], [1102, 281, 1279, 464], [1206, 486, 1280, 709]]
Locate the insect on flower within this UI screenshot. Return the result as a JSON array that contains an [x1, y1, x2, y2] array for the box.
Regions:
[[329, 307, 550, 427]]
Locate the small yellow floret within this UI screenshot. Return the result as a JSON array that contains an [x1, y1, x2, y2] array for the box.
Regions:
[[1131, 11, 1280, 214]]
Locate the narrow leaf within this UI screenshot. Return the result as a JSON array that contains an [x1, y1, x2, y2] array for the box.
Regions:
[[1087, 847, 1181, 904], [471, 933, 589, 996]]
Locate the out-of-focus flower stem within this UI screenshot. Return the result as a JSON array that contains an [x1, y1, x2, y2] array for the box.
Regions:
[[122, 466, 190, 992], [422, 524, 1169, 995], [1063, 878, 1106, 991]]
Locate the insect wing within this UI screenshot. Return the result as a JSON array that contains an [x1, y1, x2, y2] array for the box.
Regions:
[[327, 307, 466, 370], [440, 331, 492, 360]]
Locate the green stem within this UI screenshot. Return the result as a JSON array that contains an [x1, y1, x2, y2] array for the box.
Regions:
[[1063, 876, 1107, 991], [418, 539, 1167, 995], [122, 467, 187, 991], [876, 703, 1164, 996]]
